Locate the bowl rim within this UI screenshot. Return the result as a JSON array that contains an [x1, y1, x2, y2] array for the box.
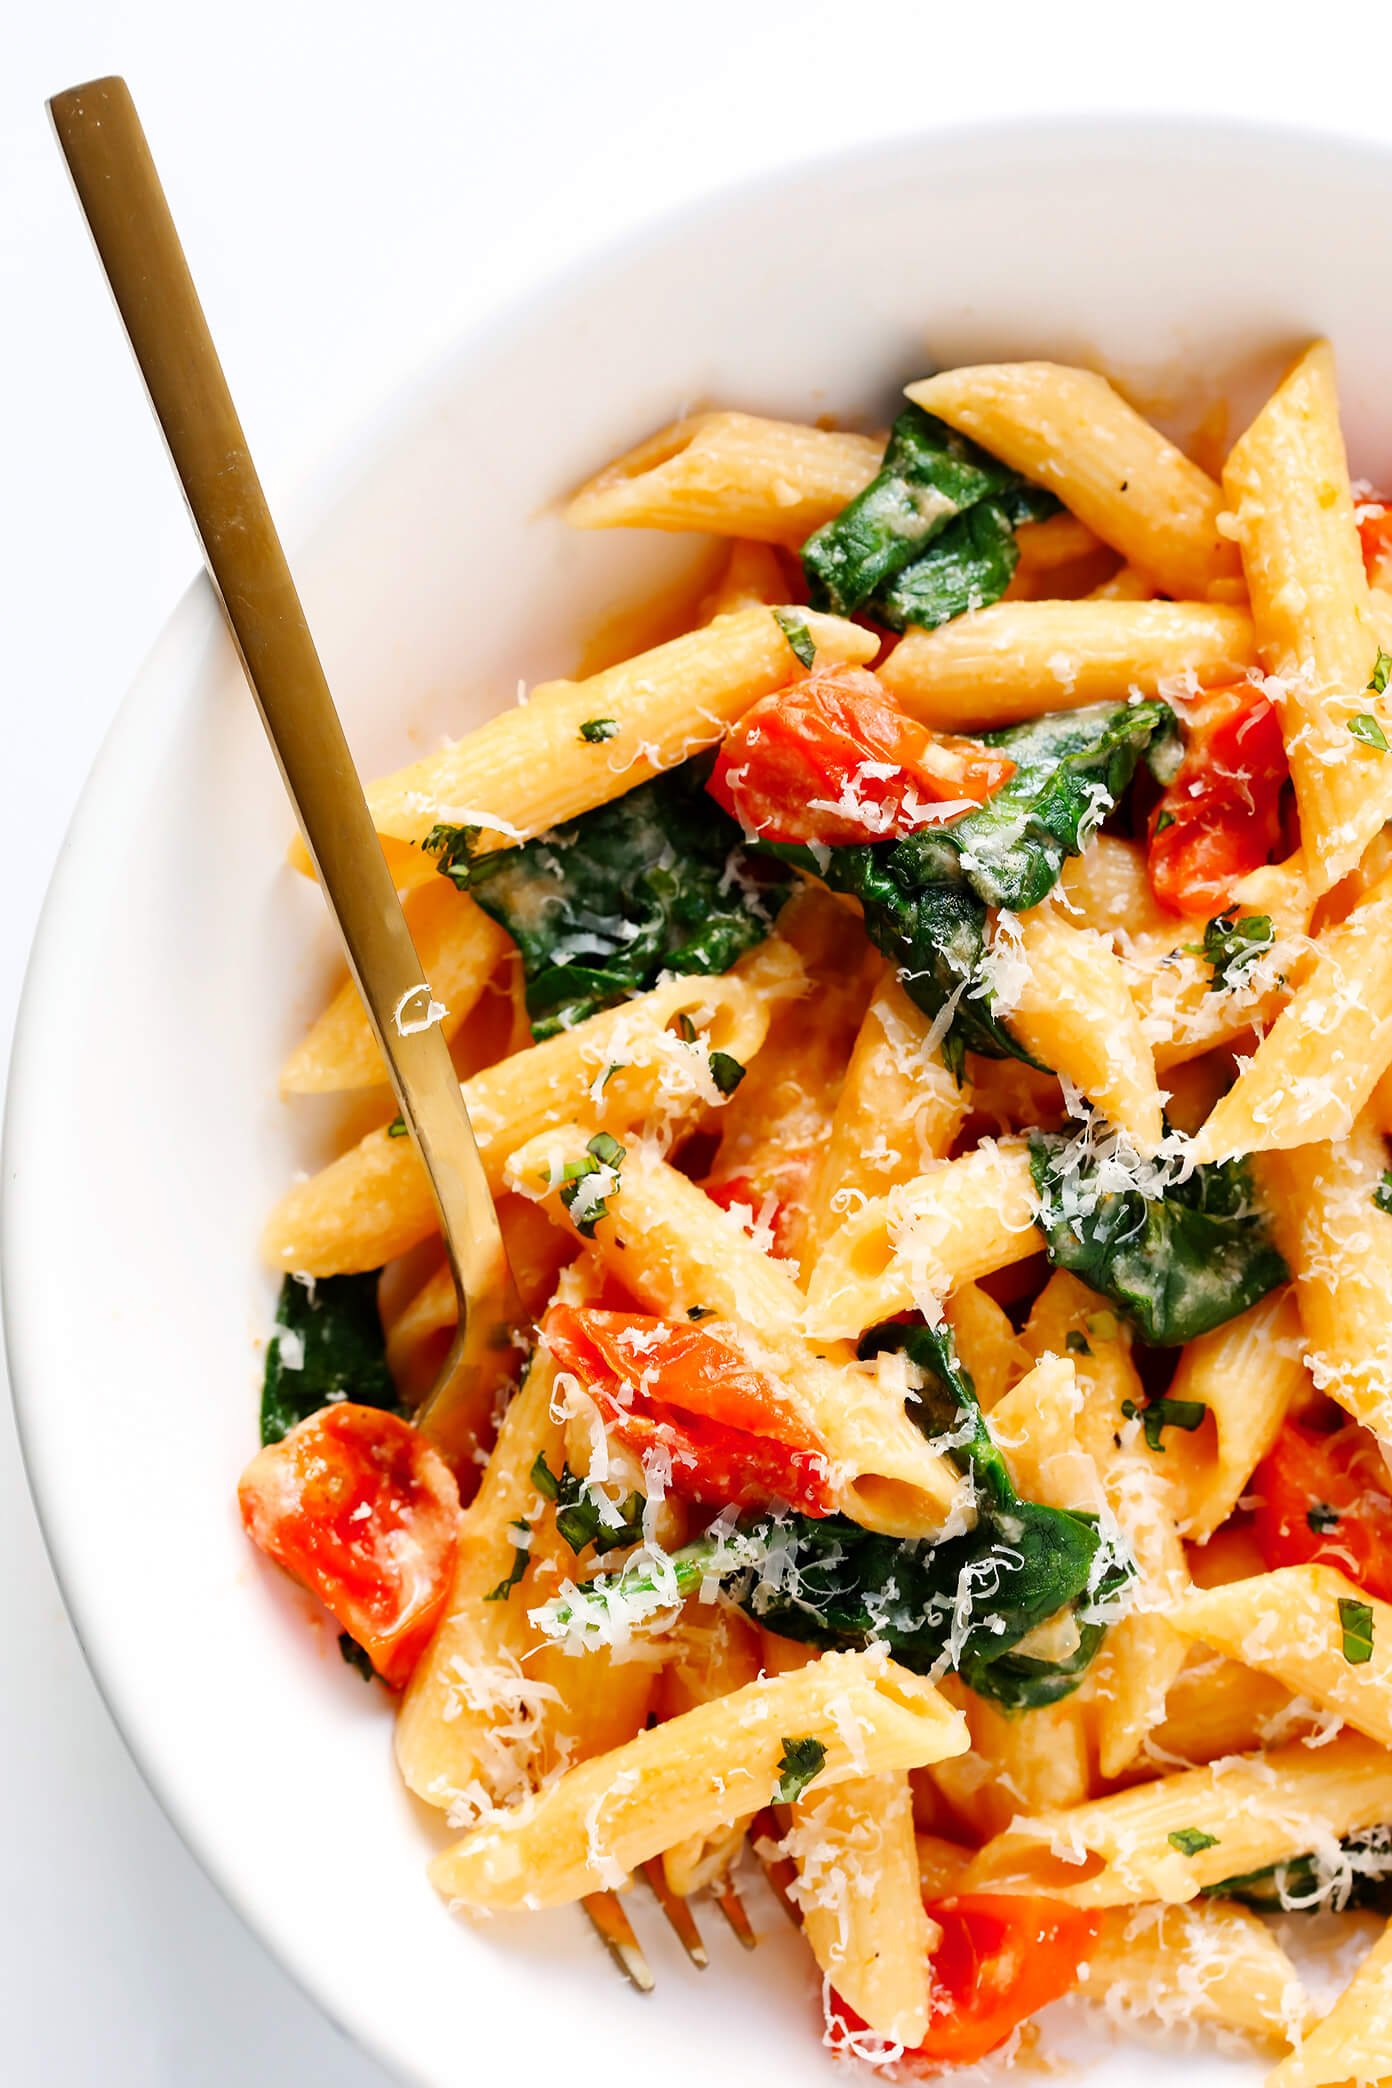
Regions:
[[8, 107, 1392, 2085]]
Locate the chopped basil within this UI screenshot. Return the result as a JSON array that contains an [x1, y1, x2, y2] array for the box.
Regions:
[[772, 609, 817, 670], [1340, 1595, 1375, 1665], [1121, 1395, 1209, 1453], [530, 1450, 561, 1501], [708, 1050, 747, 1097], [1028, 1136, 1289, 1345], [260, 1270, 401, 1446], [578, 718, 619, 743], [558, 1132, 626, 1239], [1349, 714, 1389, 752], [775, 1735, 828, 1802], [532, 1453, 644, 1555], [1307, 1503, 1341, 1534], [1066, 1330, 1092, 1355], [1198, 912, 1276, 992], [338, 1632, 376, 1682], [386, 1116, 408, 1138], [1374, 1169, 1392, 1217], [687, 1305, 712, 1320], [675, 1013, 697, 1042], [1153, 809, 1176, 835], [1168, 1827, 1219, 1857], [426, 757, 788, 1038], [1370, 650, 1392, 697], [485, 1520, 532, 1603]]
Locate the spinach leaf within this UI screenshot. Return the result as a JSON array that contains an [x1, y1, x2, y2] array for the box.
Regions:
[[873, 500, 1021, 632], [260, 1271, 400, 1446], [1205, 1829, 1392, 1914], [427, 757, 788, 1038], [540, 1319, 1133, 1712], [1027, 1134, 1288, 1345], [801, 406, 1058, 630], [773, 697, 1172, 1078]]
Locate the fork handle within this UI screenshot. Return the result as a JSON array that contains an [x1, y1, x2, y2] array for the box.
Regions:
[[50, 77, 517, 1453]]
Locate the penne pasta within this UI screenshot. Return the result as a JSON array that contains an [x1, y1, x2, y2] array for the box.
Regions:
[[504, 1122, 963, 1535], [963, 1732, 1392, 1906], [801, 967, 970, 1266], [1172, 1565, 1392, 1749], [878, 599, 1254, 731], [565, 412, 884, 543], [1191, 873, 1392, 1161], [785, 1772, 934, 2046], [802, 1140, 1041, 1343], [1084, 1901, 1307, 2046], [657, 1606, 764, 1897], [262, 961, 796, 1274], [1268, 1916, 1392, 2088], [279, 883, 511, 1094], [429, 1648, 968, 1909], [1009, 909, 1165, 1152], [289, 604, 878, 884], [1257, 1113, 1392, 1439], [905, 363, 1242, 598], [1223, 341, 1390, 893], [1153, 1289, 1306, 1542]]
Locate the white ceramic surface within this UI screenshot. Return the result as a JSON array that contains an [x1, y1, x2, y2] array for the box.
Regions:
[[8, 118, 1392, 2088]]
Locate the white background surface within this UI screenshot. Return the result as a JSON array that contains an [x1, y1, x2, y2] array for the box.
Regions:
[[2, 4, 1389, 2081]]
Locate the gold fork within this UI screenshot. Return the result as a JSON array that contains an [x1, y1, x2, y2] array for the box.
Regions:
[[49, 72, 781, 1991]]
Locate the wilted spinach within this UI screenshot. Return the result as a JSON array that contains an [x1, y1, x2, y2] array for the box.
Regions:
[[260, 1271, 400, 1446], [426, 757, 788, 1037]]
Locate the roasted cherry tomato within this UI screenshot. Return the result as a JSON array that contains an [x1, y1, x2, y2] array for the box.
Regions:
[[1147, 682, 1288, 917], [703, 1170, 799, 1259], [831, 1895, 1098, 2067], [1254, 1418, 1392, 1602], [1359, 501, 1392, 588], [540, 1304, 833, 1516], [709, 665, 1015, 846], [238, 1403, 460, 1687]]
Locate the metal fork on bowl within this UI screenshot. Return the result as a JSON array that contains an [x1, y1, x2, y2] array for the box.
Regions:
[[49, 73, 795, 1990]]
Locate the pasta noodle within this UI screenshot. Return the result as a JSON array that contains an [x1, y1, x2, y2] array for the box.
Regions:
[[429, 1649, 967, 1909], [878, 600, 1254, 731], [905, 362, 1242, 597], [239, 342, 1392, 2079], [1222, 341, 1390, 893]]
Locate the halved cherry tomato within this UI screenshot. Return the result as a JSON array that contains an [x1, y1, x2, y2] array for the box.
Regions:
[[704, 1170, 799, 1259], [540, 1304, 833, 1516], [709, 666, 1015, 846], [1147, 682, 1288, 917], [831, 1895, 1099, 2067], [1254, 1418, 1392, 1602], [238, 1403, 460, 1687], [1359, 502, 1392, 588]]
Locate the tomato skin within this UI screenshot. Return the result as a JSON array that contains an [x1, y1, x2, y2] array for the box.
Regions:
[[703, 1171, 798, 1259], [709, 666, 1015, 846], [1254, 1419, 1392, 1602], [540, 1305, 833, 1516], [831, 1895, 1098, 2067], [1360, 503, 1392, 588], [239, 1404, 460, 1687], [1147, 683, 1288, 918]]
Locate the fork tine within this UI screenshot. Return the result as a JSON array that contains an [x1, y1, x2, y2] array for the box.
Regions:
[[712, 1871, 758, 1950], [749, 1807, 803, 1927], [641, 1859, 709, 1967], [583, 1890, 655, 1992]]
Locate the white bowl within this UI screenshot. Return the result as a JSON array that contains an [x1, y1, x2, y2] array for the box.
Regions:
[[9, 117, 1392, 2088]]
